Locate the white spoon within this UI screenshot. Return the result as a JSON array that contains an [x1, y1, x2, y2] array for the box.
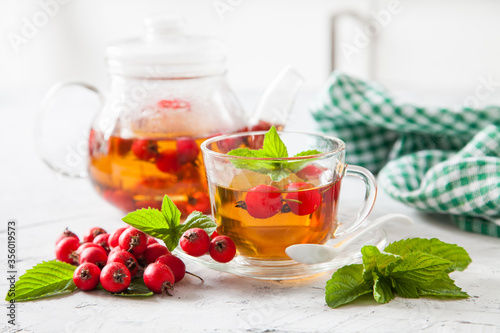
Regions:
[[285, 214, 414, 265]]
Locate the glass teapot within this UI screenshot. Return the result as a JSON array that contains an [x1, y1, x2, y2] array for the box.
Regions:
[[37, 15, 303, 217]]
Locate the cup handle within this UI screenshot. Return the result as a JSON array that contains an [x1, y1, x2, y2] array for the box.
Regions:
[[334, 164, 377, 238], [35, 81, 102, 178]]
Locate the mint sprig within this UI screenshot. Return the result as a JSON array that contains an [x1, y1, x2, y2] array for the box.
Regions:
[[227, 126, 322, 182], [325, 238, 471, 308], [122, 195, 217, 252], [5, 260, 77, 302]]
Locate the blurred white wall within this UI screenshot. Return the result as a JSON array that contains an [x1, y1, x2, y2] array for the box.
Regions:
[[1, 0, 365, 93], [2, 0, 500, 107]]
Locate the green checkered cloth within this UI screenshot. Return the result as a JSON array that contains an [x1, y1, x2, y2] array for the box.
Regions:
[[310, 72, 500, 237]]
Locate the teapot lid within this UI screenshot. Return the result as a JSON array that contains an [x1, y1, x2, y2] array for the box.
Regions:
[[106, 15, 226, 78]]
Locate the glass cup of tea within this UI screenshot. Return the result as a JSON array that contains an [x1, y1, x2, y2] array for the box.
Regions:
[[201, 130, 377, 262]]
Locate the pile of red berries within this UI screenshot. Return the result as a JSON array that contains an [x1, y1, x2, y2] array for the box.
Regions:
[[55, 225, 235, 295]]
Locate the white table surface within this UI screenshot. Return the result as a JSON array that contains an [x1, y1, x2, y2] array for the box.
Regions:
[[1, 90, 500, 333]]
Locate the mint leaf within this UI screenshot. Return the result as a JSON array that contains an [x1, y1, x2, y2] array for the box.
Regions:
[[161, 195, 181, 229], [227, 126, 323, 181], [417, 276, 469, 298], [123, 195, 216, 252], [5, 260, 76, 302], [373, 275, 394, 304], [123, 207, 180, 252], [390, 277, 420, 298], [361, 245, 400, 283], [294, 150, 323, 157], [390, 252, 452, 284], [99, 278, 153, 297], [384, 238, 471, 272], [287, 150, 323, 173], [120, 278, 154, 296], [227, 148, 275, 171], [227, 148, 263, 158], [180, 211, 217, 236], [269, 169, 291, 182], [227, 148, 264, 158], [325, 264, 372, 308], [163, 226, 185, 252], [122, 208, 171, 240], [263, 126, 288, 157]]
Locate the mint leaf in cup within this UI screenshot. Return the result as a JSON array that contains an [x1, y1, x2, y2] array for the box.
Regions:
[[262, 125, 288, 158], [227, 126, 322, 181]]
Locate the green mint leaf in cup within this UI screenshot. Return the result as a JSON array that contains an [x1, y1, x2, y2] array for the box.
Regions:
[[325, 264, 372, 308], [325, 238, 472, 308], [5, 260, 77, 302], [227, 126, 323, 180], [262, 125, 288, 158], [294, 150, 323, 157], [122, 194, 216, 252], [227, 148, 276, 171], [269, 169, 291, 182], [286, 150, 323, 173]]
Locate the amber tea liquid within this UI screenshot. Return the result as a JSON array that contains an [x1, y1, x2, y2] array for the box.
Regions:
[[88, 129, 210, 217], [212, 180, 341, 260]]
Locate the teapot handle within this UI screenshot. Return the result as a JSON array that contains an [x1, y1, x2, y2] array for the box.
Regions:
[[35, 80, 103, 178]]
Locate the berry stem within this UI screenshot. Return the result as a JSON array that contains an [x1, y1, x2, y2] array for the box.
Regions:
[[69, 251, 79, 265], [185, 271, 204, 283], [282, 198, 303, 204], [162, 282, 174, 297], [127, 235, 140, 252]]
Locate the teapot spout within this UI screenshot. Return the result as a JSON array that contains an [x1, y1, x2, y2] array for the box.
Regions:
[[250, 66, 304, 130]]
